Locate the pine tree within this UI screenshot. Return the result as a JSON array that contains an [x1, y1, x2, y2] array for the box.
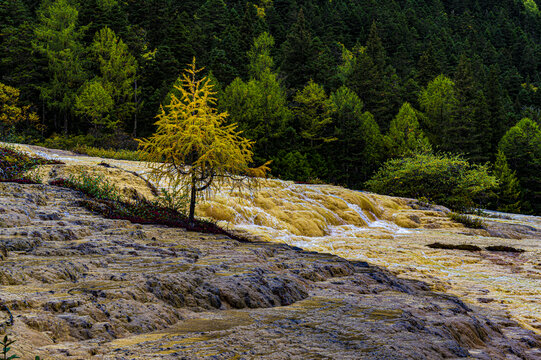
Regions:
[[194, 0, 230, 62], [329, 86, 384, 186], [91, 27, 138, 131], [498, 118, 541, 214], [0, 0, 30, 27], [416, 45, 442, 87], [451, 54, 491, 162], [418, 74, 459, 150], [0, 23, 43, 105], [33, 0, 87, 134], [138, 58, 269, 224], [485, 65, 509, 156], [493, 150, 521, 213], [280, 8, 316, 89], [247, 31, 274, 80], [74, 79, 115, 132], [366, 21, 386, 75], [385, 102, 431, 158], [293, 80, 335, 148], [222, 33, 292, 166], [346, 24, 398, 130]]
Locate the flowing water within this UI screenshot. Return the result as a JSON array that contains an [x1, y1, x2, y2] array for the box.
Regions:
[[199, 182, 541, 336], [11, 143, 541, 335]]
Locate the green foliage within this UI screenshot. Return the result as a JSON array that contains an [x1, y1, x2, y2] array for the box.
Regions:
[[385, 102, 431, 158], [1, 0, 540, 214], [91, 27, 138, 129], [451, 55, 491, 162], [448, 212, 485, 229], [38, 133, 96, 150], [345, 23, 398, 128], [279, 9, 316, 88], [71, 145, 141, 161], [522, 0, 540, 15], [247, 31, 274, 80], [293, 80, 335, 146], [366, 153, 498, 211], [327, 86, 383, 186], [63, 171, 121, 201], [418, 75, 459, 150], [222, 33, 293, 167], [273, 150, 313, 182], [52, 171, 241, 237], [1, 335, 20, 360], [0, 82, 41, 138], [75, 80, 115, 130], [155, 188, 189, 213], [493, 150, 522, 213], [33, 0, 87, 134], [498, 118, 541, 214]]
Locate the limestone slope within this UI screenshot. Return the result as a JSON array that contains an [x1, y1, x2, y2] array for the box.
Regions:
[[1, 182, 540, 359]]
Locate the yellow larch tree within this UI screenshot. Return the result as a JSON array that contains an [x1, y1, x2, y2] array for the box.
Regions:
[[138, 58, 269, 225]]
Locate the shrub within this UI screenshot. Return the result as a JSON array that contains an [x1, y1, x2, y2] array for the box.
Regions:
[[59, 172, 121, 201], [448, 212, 485, 229], [0, 145, 61, 181], [365, 152, 498, 211]]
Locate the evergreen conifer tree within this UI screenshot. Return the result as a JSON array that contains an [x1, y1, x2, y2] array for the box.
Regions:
[[493, 150, 522, 213], [385, 102, 431, 158], [33, 0, 87, 133]]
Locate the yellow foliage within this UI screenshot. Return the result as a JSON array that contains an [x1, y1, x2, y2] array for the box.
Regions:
[[0, 82, 41, 134], [138, 58, 269, 222]]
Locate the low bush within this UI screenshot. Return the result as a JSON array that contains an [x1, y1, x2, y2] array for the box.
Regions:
[[448, 212, 485, 229], [365, 153, 498, 211], [0, 146, 62, 181], [1, 334, 20, 360], [59, 172, 121, 201]]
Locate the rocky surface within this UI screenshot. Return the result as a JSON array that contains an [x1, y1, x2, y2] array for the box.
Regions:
[[1, 182, 540, 359]]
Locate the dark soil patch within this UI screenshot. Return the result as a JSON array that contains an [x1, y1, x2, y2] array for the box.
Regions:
[[427, 242, 482, 251], [485, 245, 525, 253]]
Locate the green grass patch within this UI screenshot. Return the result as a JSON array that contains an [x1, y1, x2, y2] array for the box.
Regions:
[[50, 172, 242, 238], [72, 144, 142, 161]]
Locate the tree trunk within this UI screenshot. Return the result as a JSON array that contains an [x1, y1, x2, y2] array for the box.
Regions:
[[188, 177, 197, 226], [132, 79, 138, 137], [63, 112, 68, 134]]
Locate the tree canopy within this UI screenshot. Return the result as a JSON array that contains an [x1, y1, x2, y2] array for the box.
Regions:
[[138, 58, 269, 224]]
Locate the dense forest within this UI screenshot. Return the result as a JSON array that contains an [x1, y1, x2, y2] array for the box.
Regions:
[[0, 0, 540, 214]]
